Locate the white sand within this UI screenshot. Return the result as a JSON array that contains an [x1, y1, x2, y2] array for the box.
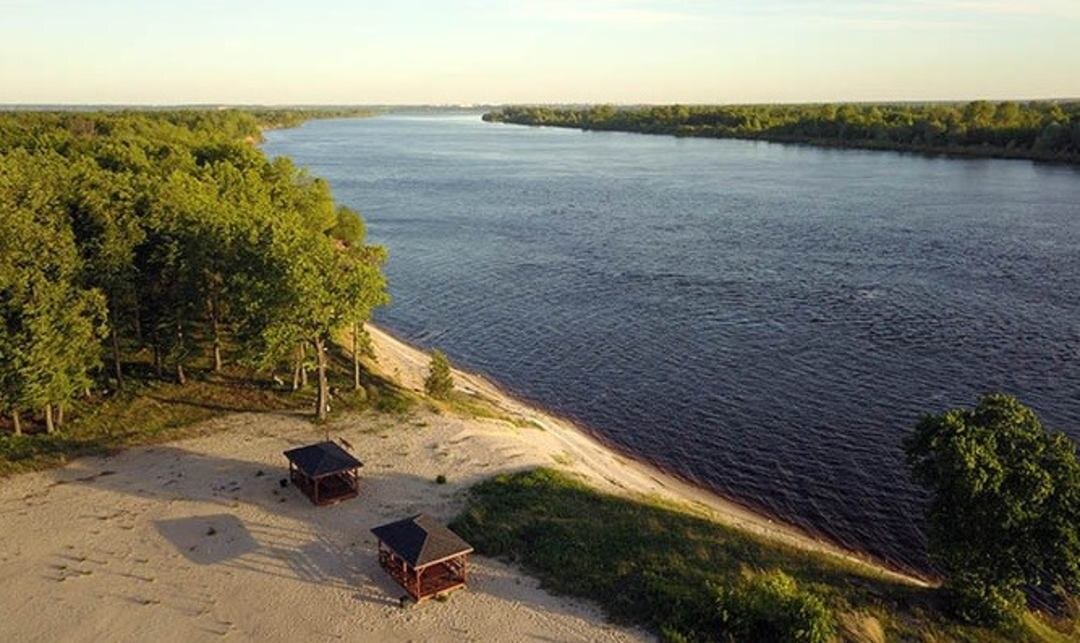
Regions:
[[0, 325, 926, 642]]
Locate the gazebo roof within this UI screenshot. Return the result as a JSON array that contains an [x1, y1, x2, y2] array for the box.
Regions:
[[283, 441, 363, 478], [371, 513, 473, 568]]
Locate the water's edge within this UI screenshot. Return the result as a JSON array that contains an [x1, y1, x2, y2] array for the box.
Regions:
[[368, 321, 935, 585]]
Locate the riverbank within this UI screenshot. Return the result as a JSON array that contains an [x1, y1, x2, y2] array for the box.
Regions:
[[483, 103, 1080, 165], [0, 328, 655, 642], [366, 325, 931, 588], [5, 324, 1077, 641]]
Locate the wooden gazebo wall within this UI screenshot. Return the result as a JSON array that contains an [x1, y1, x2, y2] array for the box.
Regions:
[[288, 462, 359, 506], [376, 541, 469, 601]]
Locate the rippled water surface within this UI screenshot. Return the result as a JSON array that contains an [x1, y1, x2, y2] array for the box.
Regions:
[[264, 115, 1080, 573]]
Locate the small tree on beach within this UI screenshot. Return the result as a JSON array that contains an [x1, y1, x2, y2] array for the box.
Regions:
[[425, 350, 454, 400], [905, 394, 1080, 623]]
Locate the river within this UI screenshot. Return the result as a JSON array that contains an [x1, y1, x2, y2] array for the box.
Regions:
[[263, 114, 1080, 574]]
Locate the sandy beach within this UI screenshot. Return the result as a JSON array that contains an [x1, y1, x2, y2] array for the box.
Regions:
[[0, 325, 926, 642]]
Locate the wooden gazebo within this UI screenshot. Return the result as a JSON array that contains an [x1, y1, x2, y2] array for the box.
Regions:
[[283, 441, 363, 506], [371, 513, 474, 602]]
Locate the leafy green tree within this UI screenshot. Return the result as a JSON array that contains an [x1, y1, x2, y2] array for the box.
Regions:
[[0, 108, 387, 433], [905, 394, 1080, 622], [66, 159, 144, 388], [425, 350, 454, 400], [0, 151, 106, 433], [330, 207, 389, 389]]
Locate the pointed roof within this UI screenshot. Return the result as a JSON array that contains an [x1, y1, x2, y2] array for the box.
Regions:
[[283, 441, 362, 478], [371, 513, 473, 568]]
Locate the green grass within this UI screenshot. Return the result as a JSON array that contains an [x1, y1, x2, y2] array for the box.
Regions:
[[0, 335, 412, 476], [452, 468, 1078, 642], [0, 369, 298, 476], [432, 389, 536, 428]]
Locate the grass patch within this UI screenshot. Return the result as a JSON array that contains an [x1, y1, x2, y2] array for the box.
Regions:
[[0, 367, 297, 477], [451, 468, 1076, 642], [0, 334, 414, 477], [436, 390, 532, 427]]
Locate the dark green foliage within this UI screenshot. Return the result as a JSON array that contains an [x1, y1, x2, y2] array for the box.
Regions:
[[712, 570, 835, 643], [905, 394, 1080, 624], [0, 108, 387, 434], [484, 101, 1080, 163], [424, 349, 454, 400]]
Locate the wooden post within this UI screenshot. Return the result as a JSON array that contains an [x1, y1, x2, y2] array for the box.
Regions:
[[111, 324, 124, 389], [352, 321, 361, 390]]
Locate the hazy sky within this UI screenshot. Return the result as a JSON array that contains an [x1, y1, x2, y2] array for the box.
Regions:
[[1, 0, 1077, 104]]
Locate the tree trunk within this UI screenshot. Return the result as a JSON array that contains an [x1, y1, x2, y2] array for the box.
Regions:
[[175, 321, 186, 385], [111, 325, 124, 390], [315, 336, 329, 421], [11, 411, 21, 437], [292, 344, 303, 390], [210, 294, 222, 372], [154, 344, 163, 378], [133, 305, 143, 345], [352, 321, 361, 390], [56, 404, 64, 428], [44, 403, 55, 434], [300, 343, 308, 388]]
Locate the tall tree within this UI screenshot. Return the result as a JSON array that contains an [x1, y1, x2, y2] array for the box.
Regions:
[[906, 394, 1080, 623], [0, 151, 106, 432]]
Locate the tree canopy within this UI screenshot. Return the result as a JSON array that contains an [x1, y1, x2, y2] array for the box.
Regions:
[[905, 394, 1080, 623], [0, 108, 387, 431], [484, 101, 1080, 163]]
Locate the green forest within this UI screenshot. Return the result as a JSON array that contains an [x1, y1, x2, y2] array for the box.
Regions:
[[0, 109, 387, 443], [484, 101, 1080, 162]]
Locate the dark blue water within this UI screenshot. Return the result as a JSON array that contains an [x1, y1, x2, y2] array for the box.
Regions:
[[264, 115, 1080, 574]]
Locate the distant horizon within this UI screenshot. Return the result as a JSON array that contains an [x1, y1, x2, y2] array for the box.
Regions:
[[2, 1, 1077, 105], [2, 97, 1079, 110]]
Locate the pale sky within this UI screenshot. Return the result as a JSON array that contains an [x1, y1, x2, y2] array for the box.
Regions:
[[1, 0, 1077, 105]]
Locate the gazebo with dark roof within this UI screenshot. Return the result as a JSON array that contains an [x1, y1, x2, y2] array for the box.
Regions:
[[283, 441, 362, 506], [371, 513, 474, 602]]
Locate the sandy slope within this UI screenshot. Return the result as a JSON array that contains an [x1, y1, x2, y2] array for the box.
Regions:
[[0, 325, 926, 643]]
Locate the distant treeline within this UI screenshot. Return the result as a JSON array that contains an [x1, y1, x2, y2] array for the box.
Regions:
[[483, 102, 1080, 162], [0, 109, 387, 434], [248, 108, 375, 131]]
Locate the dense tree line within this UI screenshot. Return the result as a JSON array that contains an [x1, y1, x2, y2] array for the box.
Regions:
[[484, 101, 1080, 162], [0, 109, 387, 434]]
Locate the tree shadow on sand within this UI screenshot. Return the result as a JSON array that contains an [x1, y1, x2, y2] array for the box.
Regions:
[[49, 444, 618, 624]]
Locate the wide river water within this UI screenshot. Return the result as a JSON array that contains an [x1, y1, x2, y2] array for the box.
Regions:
[[264, 114, 1080, 574]]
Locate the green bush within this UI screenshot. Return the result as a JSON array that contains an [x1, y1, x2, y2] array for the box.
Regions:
[[712, 571, 835, 643], [424, 349, 454, 400], [905, 394, 1080, 624]]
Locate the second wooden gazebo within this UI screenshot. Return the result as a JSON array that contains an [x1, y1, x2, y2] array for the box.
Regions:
[[283, 441, 363, 506], [371, 513, 474, 602]]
